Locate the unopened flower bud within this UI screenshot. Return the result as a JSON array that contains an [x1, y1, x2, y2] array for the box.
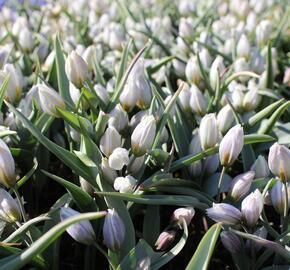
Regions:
[[243, 88, 261, 111], [60, 207, 96, 245], [155, 230, 176, 251], [179, 17, 194, 39], [241, 189, 263, 227], [65, 50, 88, 88], [186, 56, 202, 85], [206, 203, 242, 225], [0, 188, 21, 222], [37, 84, 66, 117], [228, 171, 255, 201], [94, 84, 110, 106], [178, 83, 191, 112], [172, 207, 195, 227], [217, 105, 235, 134], [250, 155, 270, 179], [199, 113, 219, 150], [210, 56, 225, 90], [268, 143, 290, 182], [237, 34, 251, 60], [108, 104, 128, 132], [256, 20, 272, 47], [100, 126, 122, 157], [101, 158, 117, 184], [82, 45, 95, 71], [189, 84, 207, 116], [188, 131, 202, 177], [108, 147, 129, 170], [131, 115, 156, 157], [0, 139, 16, 188], [270, 181, 290, 215], [19, 27, 34, 52], [203, 154, 219, 176], [220, 231, 242, 254], [219, 125, 244, 166], [114, 175, 137, 193], [103, 208, 125, 251], [79, 178, 94, 195]]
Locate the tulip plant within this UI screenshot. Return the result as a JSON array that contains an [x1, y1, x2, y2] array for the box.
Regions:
[[0, 0, 289, 270]]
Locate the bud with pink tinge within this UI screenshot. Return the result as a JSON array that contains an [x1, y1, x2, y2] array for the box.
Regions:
[[155, 231, 176, 251], [172, 207, 195, 227]]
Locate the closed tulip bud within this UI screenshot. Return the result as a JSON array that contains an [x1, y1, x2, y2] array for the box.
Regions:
[[241, 189, 263, 227], [65, 50, 88, 88], [94, 84, 110, 106], [186, 56, 202, 85], [199, 49, 212, 70], [131, 115, 156, 157], [237, 34, 251, 60], [207, 203, 242, 225], [250, 155, 270, 179], [243, 88, 261, 111], [155, 230, 176, 251], [60, 207, 96, 245], [189, 84, 208, 116], [228, 89, 244, 112], [37, 84, 66, 117], [82, 45, 95, 71], [79, 178, 94, 195], [234, 58, 250, 81], [120, 82, 138, 112], [172, 207, 195, 227], [217, 105, 235, 134], [219, 125, 244, 166], [114, 175, 137, 193], [101, 158, 117, 184], [270, 181, 290, 215], [19, 27, 34, 52], [100, 126, 122, 157], [268, 143, 290, 182], [188, 131, 203, 177], [178, 83, 191, 112], [228, 171, 255, 201], [0, 188, 21, 223], [199, 113, 219, 151], [256, 20, 272, 47], [108, 147, 129, 170], [220, 231, 242, 254], [108, 104, 128, 132], [1, 64, 23, 103], [210, 56, 225, 90], [179, 17, 194, 39], [0, 139, 16, 188], [103, 208, 125, 251], [203, 154, 219, 176]]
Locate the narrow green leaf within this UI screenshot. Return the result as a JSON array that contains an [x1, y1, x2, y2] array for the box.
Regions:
[[266, 41, 273, 89], [185, 223, 222, 270], [0, 76, 9, 110]]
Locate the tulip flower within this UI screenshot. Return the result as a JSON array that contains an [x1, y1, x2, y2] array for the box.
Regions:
[[0, 188, 21, 223], [100, 126, 122, 157], [114, 175, 137, 193], [270, 181, 290, 215], [199, 113, 219, 151], [108, 147, 129, 170], [155, 231, 176, 251], [250, 155, 270, 179], [189, 84, 207, 116], [172, 207, 195, 227], [217, 105, 235, 134], [210, 56, 225, 91], [185, 56, 202, 85]]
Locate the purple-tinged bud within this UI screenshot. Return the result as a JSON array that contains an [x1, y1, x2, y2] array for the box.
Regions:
[[250, 155, 270, 179], [155, 230, 176, 251], [268, 143, 290, 182], [228, 171, 255, 201], [60, 207, 96, 245], [219, 124, 244, 166], [220, 231, 242, 254], [172, 207, 195, 227], [103, 209, 125, 251], [241, 189, 263, 227], [270, 181, 290, 215], [206, 203, 242, 225]]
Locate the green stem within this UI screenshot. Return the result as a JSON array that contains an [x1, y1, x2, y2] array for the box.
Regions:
[[217, 166, 226, 202], [12, 186, 27, 223]]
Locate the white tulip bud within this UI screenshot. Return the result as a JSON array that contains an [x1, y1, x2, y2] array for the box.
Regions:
[[60, 207, 97, 245], [120, 83, 138, 112], [268, 143, 290, 182], [101, 158, 117, 184], [178, 83, 191, 112], [219, 125, 244, 166], [270, 181, 290, 215], [199, 49, 212, 70], [131, 115, 156, 157], [82, 45, 95, 71], [0, 139, 16, 188], [103, 208, 125, 251], [189, 84, 208, 116], [199, 113, 219, 151], [172, 207, 195, 227], [210, 56, 225, 90], [108, 104, 128, 132], [185, 56, 202, 85], [206, 203, 242, 225], [100, 126, 122, 157], [217, 105, 235, 134], [234, 58, 250, 82], [108, 147, 129, 170], [37, 84, 66, 117], [79, 178, 94, 195], [94, 84, 110, 106], [243, 88, 261, 111], [228, 171, 255, 201], [237, 34, 251, 60], [65, 50, 88, 88], [250, 155, 270, 179], [114, 175, 137, 193], [18, 27, 34, 52], [256, 20, 272, 47], [241, 189, 263, 227], [179, 17, 194, 39], [0, 188, 21, 223]]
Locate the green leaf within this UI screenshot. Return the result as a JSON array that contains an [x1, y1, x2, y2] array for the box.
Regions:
[[6, 102, 92, 181], [0, 212, 107, 270], [0, 76, 9, 110], [185, 223, 222, 270], [266, 41, 273, 89], [147, 56, 175, 74], [42, 170, 98, 213], [54, 35, 73, 106], [143, 205, 160, 246]]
